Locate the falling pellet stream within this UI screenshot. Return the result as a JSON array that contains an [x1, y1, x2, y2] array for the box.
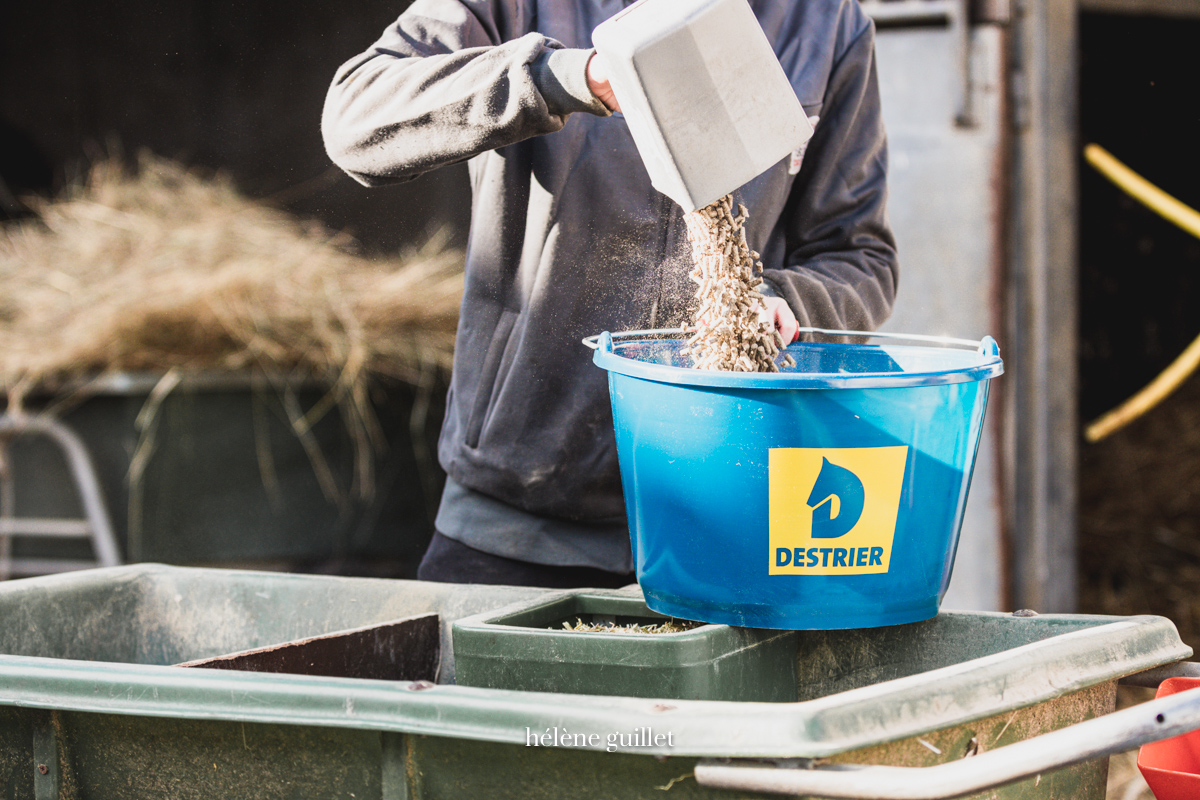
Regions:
[[682, 194, 796, 372]]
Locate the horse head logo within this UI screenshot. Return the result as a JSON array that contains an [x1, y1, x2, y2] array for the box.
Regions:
[[806, 457, 865, 539]]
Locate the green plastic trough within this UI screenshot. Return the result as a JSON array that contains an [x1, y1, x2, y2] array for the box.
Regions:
[[0, 564, 1192, 799], [452, 593, 798, 702]]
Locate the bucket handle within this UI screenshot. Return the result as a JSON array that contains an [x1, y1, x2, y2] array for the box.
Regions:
[[581, 329, 683, 351], [796, 328, 1000, 357], [694, 683, 1200, 799], [582, 328, 1000, 356]]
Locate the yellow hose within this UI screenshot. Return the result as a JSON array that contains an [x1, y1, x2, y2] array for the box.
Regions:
[[1083, 144, 1200, 443], [1084, 144, 1200, 240], [1086, 336, 1200, 443]]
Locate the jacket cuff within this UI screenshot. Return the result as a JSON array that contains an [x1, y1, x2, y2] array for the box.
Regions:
[[758, 278, 780, 298], [530, 47, 612, 118]]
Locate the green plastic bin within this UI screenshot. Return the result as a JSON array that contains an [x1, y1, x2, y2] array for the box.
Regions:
[[5, 372, 445, 571], [452, 593, 798, 701], [0, 564, 1195, 800]]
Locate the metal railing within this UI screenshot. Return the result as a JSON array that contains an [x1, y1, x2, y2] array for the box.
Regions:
[[0, 414, 120, 579]]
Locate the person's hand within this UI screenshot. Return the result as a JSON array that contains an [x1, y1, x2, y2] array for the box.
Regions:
[[586, 52, 621, 113], [760, 296, 800, 344]]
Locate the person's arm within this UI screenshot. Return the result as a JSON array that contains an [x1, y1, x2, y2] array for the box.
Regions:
[[322, 0, 611, 186], [761, 14, 899, 337]]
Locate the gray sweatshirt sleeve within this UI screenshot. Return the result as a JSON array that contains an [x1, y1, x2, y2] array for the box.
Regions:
[[761, 16, 899, 334], [322, 0, 609, 187]]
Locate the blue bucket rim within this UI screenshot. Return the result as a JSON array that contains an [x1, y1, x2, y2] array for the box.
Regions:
[[587, 327, 1004, 389]]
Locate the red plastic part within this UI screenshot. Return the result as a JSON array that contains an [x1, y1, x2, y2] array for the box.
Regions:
[[1138, 677, 1200, 799]]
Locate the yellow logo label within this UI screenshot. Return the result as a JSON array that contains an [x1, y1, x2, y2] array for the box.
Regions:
[[768, 446, 908, 575]]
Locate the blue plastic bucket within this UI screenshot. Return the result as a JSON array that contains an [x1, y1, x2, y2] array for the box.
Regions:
[[589, 327, 1003, 630]]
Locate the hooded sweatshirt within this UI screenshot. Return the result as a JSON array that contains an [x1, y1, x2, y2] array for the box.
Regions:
[[322, 0, 898, 572]]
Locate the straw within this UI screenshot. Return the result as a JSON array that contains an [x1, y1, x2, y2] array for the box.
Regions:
[[0, 153, 463, 402], [0, 152, 464, 504]]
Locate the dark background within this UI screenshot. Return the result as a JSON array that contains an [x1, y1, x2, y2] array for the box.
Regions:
[[1077, 12, 1200, 648], [0, 0, 470, 248], [1078, 12, 1200, 421]]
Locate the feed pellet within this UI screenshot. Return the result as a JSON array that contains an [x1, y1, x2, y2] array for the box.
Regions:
[[682, 194, 796, 372], [560, 618, 702, 634]]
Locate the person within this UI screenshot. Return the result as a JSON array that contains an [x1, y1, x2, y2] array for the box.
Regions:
[[322, 0, 898, 588]]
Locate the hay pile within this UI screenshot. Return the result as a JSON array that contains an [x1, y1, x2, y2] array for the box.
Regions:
[[0, 153, 463, 407]]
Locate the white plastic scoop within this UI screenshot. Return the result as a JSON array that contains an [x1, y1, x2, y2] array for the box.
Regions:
[[592, 0, 813, 212]]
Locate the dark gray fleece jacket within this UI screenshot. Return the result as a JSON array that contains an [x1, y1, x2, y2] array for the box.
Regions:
[[322, 0, 898, 568]]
